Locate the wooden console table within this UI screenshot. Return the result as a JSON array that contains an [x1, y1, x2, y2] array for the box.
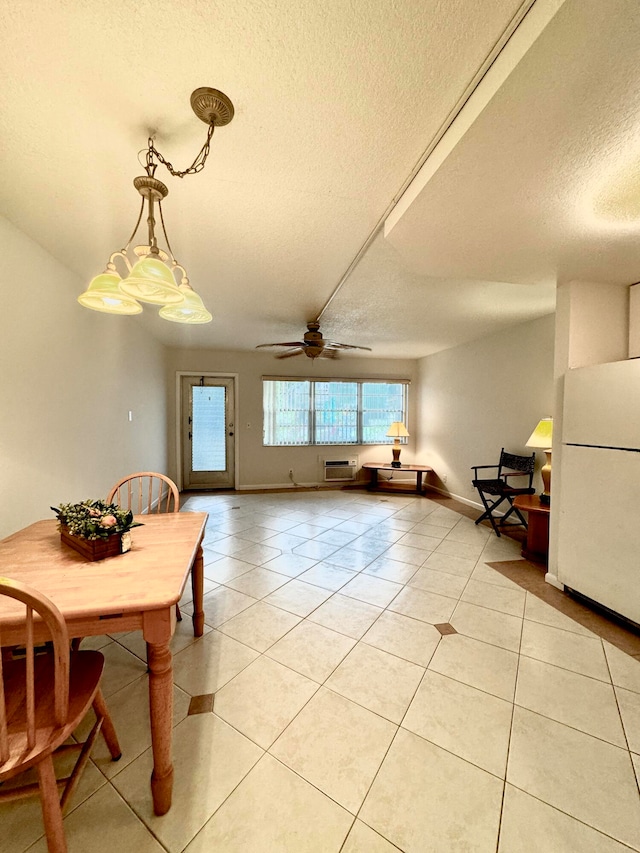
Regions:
[[363, 462, 433, 494], [513, 494, 550, 563]]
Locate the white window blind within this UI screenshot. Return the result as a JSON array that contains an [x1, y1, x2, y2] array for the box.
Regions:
[[263, 378, 408, 446]]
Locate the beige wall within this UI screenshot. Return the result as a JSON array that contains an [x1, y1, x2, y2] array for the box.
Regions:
[[0, 216, 169, 538], [415, 314, 555, 506], [166, 348, 417, 489]]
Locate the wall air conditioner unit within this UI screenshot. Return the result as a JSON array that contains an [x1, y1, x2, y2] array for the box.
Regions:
[[322, 456, 359, 482]]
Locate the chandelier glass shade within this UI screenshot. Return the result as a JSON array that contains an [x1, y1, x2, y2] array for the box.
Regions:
[[159, 282, 213, 324], [77, 271, 143, 315], [78, 87, 234, 325]]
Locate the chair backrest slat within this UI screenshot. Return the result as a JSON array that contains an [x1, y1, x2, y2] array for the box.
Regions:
[[25, 606, 35, 748], [0, 643, 8, 764], [0, 577, 70, 766]]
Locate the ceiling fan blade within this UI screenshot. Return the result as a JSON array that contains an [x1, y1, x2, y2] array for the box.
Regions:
[[256, 341, 306, 349], [324, 341, 372, 351], [276, 348, 304, 359]]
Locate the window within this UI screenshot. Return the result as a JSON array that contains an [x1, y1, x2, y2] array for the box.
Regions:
[[263, 378, 408, 446]]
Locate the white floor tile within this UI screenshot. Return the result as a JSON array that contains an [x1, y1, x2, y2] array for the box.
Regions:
[[362, 610, 441, 667], [616, 685, 640, 754], [224, 566, 290, 598], [261, 551, 318, 577], [451, 601, 522, 652], [326, 643, 424, 723], [507, 707, 640, 849], [172, 629, 258, 695], [183, 755, 352, 852], [499, 784, 635, 853], [407, 566, 467, 598], [422, 551, 476, 578], [520, 620, 610, 681], [297, 561, 358, 590], [214, 655, 319, 747], [307, 593, 383, 639], [201, 585, 258, 627], [26, 783, 165, 853], [263, 578, 333, 616], [111, 714, 263, 853], [605, 641, 640, 693], [428, 632, 519, 701], [360, 728, 503, 852], [403, 670, 513, 777], [266, 619, 356, 682], [388, 586, 457, 625], [515, 656, 626, 746], [339, 573, 403, 607], [271, 688, 396, 814], [362, 555, 420, 584], [341, 820, 401, 852], [217, 600, 300, 652], [461, 578, 526, 617], [524, 593, 596, 637]]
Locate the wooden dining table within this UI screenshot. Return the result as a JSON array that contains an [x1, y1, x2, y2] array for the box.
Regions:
[[0, 511, 207, 816]]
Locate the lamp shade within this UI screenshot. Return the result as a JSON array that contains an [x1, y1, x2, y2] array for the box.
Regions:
[[77, 273, 142, 315], [386, 422, 410, 438], [120, 257, 185, 305], [526, 417, 553, 448], [159, 284, 212, 324]]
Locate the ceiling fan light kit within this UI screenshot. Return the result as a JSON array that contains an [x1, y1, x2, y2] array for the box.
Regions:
[[256, 321, 372, 360], [78, 87, 233, 324]]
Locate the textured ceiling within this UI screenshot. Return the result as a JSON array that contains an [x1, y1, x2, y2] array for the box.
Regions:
[[1, 0, 638, 358]]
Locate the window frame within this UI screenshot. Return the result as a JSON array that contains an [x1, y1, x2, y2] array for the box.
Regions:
[[262, 376, 409, 447]]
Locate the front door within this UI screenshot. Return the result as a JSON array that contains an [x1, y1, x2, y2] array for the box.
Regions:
[[181, 375, 235, 489]]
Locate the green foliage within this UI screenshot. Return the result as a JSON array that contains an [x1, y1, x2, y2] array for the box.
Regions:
[[51, 499, 143, 541]]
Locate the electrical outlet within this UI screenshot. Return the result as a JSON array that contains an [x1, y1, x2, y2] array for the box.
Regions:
[[288, 468, 293, 477], [441, 474, 448, 484]]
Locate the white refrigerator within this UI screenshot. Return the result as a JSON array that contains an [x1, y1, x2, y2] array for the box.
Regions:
[[557, 359, 640, 625]]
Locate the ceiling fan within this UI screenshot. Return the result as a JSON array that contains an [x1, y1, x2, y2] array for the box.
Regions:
[[256, 321, 372, 359]]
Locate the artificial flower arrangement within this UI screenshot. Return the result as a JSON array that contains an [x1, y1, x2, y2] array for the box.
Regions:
[[52, 499, 143, 560]]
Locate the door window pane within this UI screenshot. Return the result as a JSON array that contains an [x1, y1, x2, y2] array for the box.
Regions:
[[192, 386, 226, 471]]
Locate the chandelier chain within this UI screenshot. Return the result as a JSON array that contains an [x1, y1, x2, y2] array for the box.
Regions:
[[147, 123, 215, 179]]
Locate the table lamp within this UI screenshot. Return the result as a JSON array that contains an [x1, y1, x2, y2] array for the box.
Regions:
[[526, 417, 553, 504], [386, 422, 409, 468]]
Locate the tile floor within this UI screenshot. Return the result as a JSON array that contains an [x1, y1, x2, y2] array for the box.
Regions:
[[3, 489, 640, 852]]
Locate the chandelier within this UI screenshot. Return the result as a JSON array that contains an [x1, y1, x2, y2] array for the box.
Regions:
[[78, 87, 234, 324]]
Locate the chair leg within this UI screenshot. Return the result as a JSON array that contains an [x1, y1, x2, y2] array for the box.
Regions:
[[475, 493, 505, 537], [36, 755, 68, 853], [501, 501, 528, 528], [175, 603, 182, 622], [92, 688, 122, 761]]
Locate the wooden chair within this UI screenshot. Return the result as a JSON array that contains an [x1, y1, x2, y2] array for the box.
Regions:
[[107, 472, 185, 622], [107, 471, 180, 515], [0, 577, 121, 853], [471, 448, 536, 537]]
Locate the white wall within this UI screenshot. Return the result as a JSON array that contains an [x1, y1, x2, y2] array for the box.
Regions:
[[415, 314, 555, 506], [0, 216, 169, 538], [166, 347, 418, 489]]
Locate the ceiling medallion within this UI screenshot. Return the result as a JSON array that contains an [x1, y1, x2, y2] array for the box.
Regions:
[[78, 87, 234, 324]]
